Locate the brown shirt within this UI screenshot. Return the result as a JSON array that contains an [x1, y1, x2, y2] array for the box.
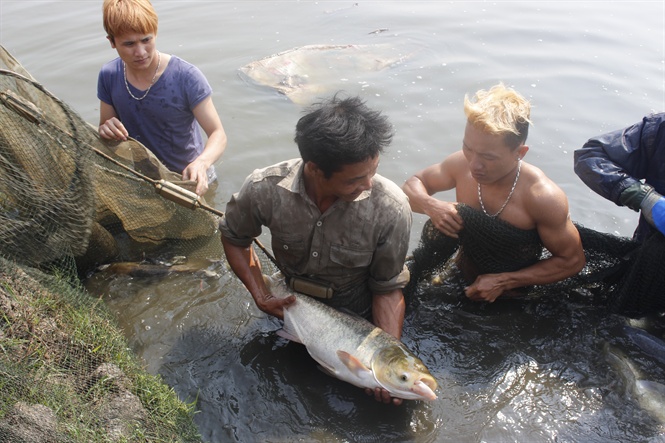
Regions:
[[220, 159, 411, 312]]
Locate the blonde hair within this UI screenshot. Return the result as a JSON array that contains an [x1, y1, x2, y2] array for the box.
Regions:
[[103, 0, 158, 42], [464, 83, 532, 149]]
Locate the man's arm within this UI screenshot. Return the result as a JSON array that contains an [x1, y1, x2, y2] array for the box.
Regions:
[[371, 289, 405, 340], [183, 96, 228, 195], [465, 184, 586, 302], [574, 114, 665, 204], [221, 235, 294, 319], [402, 152, 464, 237]]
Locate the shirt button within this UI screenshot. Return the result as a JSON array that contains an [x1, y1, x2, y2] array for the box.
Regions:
[[316, 221, 323, 227], [283, 245, 289, 250], [312, 251, 319, 258]]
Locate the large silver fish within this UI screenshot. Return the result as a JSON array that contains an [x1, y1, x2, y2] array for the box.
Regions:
[[263, 273, 438, 401], [605, 342, 665, 423], [239, 44, 409, 105]]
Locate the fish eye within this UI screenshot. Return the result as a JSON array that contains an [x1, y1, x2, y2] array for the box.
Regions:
[[400, 374, 409, 382]]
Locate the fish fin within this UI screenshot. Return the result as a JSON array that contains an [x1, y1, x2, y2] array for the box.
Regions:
[[316, 362, 340, 378], [276, 328, 302, 344], [337, 350, 372, 378]]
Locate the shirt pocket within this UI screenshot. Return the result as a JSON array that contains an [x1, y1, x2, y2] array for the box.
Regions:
[[330, 244, 373, 269], [273, 232, 308, 264]]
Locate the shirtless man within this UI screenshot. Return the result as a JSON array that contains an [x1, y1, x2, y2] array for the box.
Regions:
[[403, 83, 585, 302]]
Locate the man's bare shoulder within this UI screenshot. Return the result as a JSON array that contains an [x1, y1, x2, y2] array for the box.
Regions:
[[411, 150, 466, 193], [521, 163, 570, 219], [441, 150, 467, 168], [425, 150, 467, 179]]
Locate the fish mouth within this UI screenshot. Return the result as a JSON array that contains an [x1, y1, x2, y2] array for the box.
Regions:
[[412, 379, 438, 401]]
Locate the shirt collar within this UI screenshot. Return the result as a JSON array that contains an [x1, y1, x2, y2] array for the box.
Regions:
[[277, 158, 373, 202]]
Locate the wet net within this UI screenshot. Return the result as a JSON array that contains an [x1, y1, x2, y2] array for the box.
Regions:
[[407, 204, 663, 317], [0, 46, 223, 276], [0, 45, 231, 441]]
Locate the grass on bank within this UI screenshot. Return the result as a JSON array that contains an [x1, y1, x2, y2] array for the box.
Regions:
[[0, 257, 202, 442]]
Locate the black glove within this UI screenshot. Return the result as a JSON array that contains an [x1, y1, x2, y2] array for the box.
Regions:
[[620, 183, 665, 234]]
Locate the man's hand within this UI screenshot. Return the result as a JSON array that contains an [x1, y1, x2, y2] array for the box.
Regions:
[[256, 293, 296, 320], [652, 198, 665, 234], [427, 201, 463, 238], [98, 117, 128, 141], [182, 159, 212, 195], [464, 273, 508, 303], [365, 387, 403, 406], [640, 186, 665, 235]]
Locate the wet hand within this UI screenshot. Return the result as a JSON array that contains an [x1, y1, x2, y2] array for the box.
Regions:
[[98, 117, 128, 141], [182, 160, 210, 196], [428, 202, 463, 238], [365, 387, 403, 406], [464, 274, 505, 303], [257, 293, 296, 320]]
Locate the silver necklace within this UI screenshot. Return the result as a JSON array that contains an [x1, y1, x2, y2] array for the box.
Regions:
[[477, 159, 521, 218], [123, 51, 161, 101]]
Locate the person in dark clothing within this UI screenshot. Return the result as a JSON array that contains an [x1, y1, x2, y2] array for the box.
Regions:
[[574, 113, 665, 242]]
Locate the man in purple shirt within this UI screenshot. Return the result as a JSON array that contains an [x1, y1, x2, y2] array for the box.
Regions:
[[97, 0, 227, 196]]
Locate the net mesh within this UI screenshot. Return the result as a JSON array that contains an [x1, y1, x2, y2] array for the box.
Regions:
[[0, 47, 223, 276], [0, 45, 226, 441], [407, 203, 663, 317], [2, 41, 664, 441]]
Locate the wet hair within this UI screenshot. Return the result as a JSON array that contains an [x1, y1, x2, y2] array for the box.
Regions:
[[294, 94, 393, 178], [463, 83, 531, 149], [103, 0, 158, 43]]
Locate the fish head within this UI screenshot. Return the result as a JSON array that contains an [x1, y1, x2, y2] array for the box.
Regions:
[[372, 345, 438, 401]]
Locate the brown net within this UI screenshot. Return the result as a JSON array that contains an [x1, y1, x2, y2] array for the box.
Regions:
[[0, 44, 229, 441], [0, 46, 223, 276]]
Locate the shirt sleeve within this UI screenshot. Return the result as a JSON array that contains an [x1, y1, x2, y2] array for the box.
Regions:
[[574, 113, 665, 205], [183, 63, 212, 110], [367, 191, 412, 294], [219, 173, 265, 247], [97, 60, 116, 105]]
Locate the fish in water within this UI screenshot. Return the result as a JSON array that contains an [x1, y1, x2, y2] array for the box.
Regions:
[[623, 325, 665, 366], [263, 273, 438, 401], [239, 44, 409, 105], [605, 342, 665, 423], [98, 257, 219, 278]]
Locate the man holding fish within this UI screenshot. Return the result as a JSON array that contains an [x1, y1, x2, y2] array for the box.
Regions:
[[219, 94, 414, 404]]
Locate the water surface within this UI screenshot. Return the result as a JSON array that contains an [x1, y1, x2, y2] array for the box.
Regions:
[[2, 1, 665, 442]]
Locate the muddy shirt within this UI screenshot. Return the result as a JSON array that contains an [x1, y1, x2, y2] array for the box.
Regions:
[[220, 158, 411, 316]]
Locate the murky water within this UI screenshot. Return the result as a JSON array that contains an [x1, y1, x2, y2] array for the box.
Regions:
[[3, 1, 665, 441]]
